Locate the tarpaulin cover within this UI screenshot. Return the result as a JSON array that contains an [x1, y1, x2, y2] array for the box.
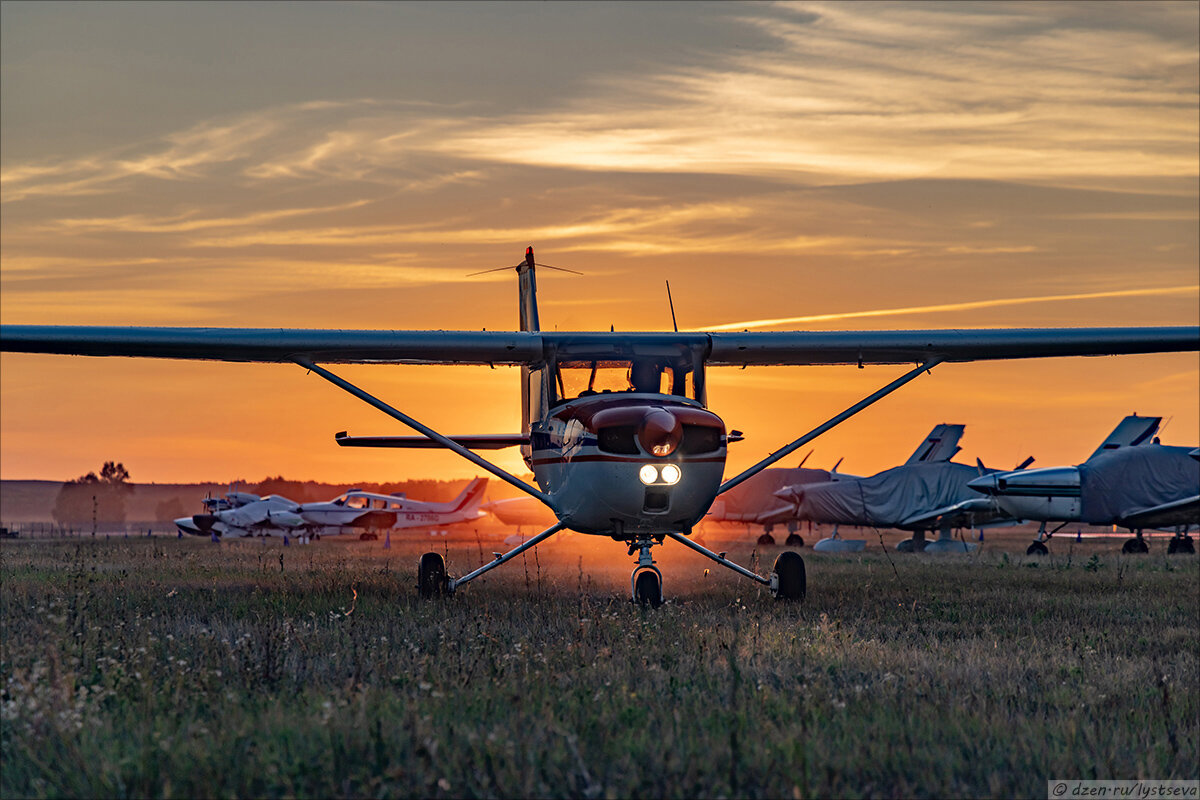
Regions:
[[793, 462, 981, 529], [716, 467, 830, 522], [1079, 445, 1199, 523]]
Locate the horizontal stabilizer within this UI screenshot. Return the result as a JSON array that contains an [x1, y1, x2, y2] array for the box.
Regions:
[[335, 431, 529, 449]]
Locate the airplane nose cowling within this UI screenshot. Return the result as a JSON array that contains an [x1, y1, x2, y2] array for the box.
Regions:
[[638, 409, 682, 457], [967, 475, 999, 495]]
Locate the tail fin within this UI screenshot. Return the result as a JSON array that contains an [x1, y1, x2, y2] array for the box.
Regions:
[[1086, 414, 1160, 461], [449, 477, 488, 513], [518, 246, 540, 332], [905, 424, 965, 464]]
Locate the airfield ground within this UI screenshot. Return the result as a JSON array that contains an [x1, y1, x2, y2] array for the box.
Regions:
[[2, 532, 1196, 798]]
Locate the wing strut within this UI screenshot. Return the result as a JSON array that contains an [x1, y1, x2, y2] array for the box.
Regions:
[[449, 520, 567, 592], [294, 358, 554, 508], [717, 357, 944, 496]]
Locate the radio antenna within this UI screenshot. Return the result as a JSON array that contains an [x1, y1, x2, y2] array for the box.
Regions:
[[666, 280, 678, 332]]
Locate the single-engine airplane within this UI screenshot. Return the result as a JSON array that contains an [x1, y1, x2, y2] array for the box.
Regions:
[[3, 247, 1197, 604]]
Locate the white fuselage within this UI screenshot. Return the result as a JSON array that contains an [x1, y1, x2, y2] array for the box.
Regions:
[[967, 466, 1082, 521]]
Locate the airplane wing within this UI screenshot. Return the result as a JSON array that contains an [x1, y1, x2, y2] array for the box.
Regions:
[[1, 325, 1196, 366], [899, 497, 1021, 531], [1115, 495, 1200, 530]]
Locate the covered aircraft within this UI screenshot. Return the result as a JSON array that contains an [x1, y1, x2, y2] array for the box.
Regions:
[[774, 424, 1027, 553], [703, 451, 852, 546], [968, 415, 1198, 554], [3, 247, 1197, 604]]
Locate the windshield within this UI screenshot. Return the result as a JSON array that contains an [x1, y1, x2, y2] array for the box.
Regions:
[[552, 359, 697, 403]]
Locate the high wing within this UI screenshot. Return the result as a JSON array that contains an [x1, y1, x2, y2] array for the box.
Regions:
[[1, 325, 1196, 365]]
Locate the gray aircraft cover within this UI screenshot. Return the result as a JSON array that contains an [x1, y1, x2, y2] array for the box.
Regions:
[[1079, 445, 1200, 525], [791, 461, 982, 529]]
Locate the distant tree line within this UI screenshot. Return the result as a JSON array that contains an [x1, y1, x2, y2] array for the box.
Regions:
[[53, 461, 133, 525]]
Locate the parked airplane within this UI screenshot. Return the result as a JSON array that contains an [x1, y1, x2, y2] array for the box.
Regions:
[[967, 415, 1199, 554], [298, 477, 489, 538], [177, 493, 305, 539], [774, 424, 1029, 553], [482, 496, 559, 530], [3, 247, 1197, 604]]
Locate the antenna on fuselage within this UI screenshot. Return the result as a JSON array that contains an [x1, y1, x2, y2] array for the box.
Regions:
[[666, 280, 678, 332]]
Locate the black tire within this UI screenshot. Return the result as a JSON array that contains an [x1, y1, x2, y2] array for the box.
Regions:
[[1026, 541, 1049, 556], [417, 552, 448, 598], [772, 551, 806, 601], [634, 569, 663, 607], [1167, 536, 1194, 555], [757, 532, 776, 546], [896, 539, 914, 553], [1122, 537, 1149, 554], [784, 532, 804, 547]]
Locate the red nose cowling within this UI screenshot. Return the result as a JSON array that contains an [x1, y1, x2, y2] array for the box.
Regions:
[[638, 409, 682, 457]]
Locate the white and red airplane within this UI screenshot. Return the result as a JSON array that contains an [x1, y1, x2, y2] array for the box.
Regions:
[[297, 477, 488, 538], [3, 247, 1197, 604]]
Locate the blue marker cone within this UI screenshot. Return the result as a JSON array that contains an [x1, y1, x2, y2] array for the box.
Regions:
[[177, 529, 183, 539], [283, 535, 290, 546], [211, 532, 219, 543], [1077, 528, 1082, 541], [384, 530, 391, 550]]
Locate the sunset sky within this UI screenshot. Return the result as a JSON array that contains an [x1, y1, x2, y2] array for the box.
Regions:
[[2, 1, 1197, 486]]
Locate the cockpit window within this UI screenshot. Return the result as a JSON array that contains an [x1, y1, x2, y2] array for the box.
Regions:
[[553, 359, 696, 403]]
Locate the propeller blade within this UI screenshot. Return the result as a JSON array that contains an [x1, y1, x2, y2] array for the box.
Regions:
[[975, 457, 986, 477], [535, 262, 584, 275], [465, 264, 522, 277], [797, 449, 812, 469], [1014, 456, 1035, 470]]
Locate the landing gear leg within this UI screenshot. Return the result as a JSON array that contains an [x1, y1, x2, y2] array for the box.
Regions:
[[664, 532, 805, 602], [1026, 521, 1067, 556], [629, 538, 663, 607], [1121, 529, 1149, 554]]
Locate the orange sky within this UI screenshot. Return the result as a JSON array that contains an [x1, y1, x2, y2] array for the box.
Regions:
[[2, 2, 1197, 485]]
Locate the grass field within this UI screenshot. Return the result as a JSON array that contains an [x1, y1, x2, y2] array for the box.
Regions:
[[2, 533, 1196, 798]]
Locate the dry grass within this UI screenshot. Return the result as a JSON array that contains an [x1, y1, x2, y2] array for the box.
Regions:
[[2, 534, 1196, 798]]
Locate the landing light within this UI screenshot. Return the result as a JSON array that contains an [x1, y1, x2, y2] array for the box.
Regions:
[[639, 465, 658, 485], [660, 464, 682, 485]]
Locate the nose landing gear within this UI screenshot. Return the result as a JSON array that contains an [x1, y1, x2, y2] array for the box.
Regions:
[[629, 538, 664, 607]]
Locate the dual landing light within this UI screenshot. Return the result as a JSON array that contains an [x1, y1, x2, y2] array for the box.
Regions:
[[639, 463, 682, 486]]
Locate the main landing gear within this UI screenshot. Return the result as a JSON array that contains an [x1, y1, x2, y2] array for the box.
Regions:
[[1121, 529, 1149, 554], [414, 523, 807, 605], [1026, 521, 1068, 556], [1166, 527, 1195, 555]]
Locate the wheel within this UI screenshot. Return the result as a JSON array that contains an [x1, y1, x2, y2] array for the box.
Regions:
[[771, 551, 806, 601], [1121, 537, 1149, 554], [1026, 541, 1049, 556], [633, 568, 662, 607], [784, 532, 804, 547], [1167, 536, 1194, 555], [417, 552, 448, 598], [756, 532, 776, 546]]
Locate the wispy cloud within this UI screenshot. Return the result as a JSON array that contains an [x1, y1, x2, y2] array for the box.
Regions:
[[700, 285, 1200, 331]]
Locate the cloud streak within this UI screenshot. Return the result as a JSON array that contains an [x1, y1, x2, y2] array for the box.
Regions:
[[700, 285, 1200, 331]]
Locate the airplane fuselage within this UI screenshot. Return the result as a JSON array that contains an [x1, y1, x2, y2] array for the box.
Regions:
[[529, 394, 727, 536], [968, 466, 1083, 521]]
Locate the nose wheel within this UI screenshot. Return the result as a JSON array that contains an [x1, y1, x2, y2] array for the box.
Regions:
[[629, 538, 665, 606]]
